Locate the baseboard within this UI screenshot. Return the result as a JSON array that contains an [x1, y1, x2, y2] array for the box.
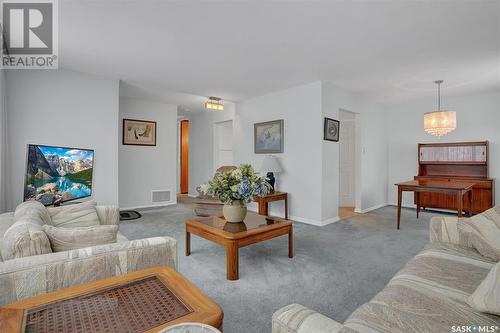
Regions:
[[289, 215, 339, 226], [120, 202, 176, 210], [387, 202, 415, 209], [354, 203, 388, 214], [320, 216, 340, 226], [387, 202, 462, 215], [247, 207, 337, 226]]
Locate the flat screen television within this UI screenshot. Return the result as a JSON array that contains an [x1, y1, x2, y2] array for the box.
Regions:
[[24, 144, 94, 205]]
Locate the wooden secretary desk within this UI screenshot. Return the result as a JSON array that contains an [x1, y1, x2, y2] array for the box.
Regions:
[[414, 141, 494, 214]]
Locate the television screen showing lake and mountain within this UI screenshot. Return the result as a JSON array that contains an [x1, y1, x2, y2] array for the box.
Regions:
[[24, 144, 94, 205]]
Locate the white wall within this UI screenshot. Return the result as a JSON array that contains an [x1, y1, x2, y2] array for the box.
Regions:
[[321, 82, 388, 221], [385, 91, 500, 207], [188, 103, 235, 196], [119, 98, 178, 209], [0, 70, 6, 213], [234, 82, 324, 224], [5, 69, 120, 211], [186, 81, 388, 225], [356, 98, 389, 212]]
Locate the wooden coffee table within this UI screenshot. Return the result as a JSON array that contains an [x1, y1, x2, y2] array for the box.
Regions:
[[0, 266, 223, 333], [186, 212, 293, 281]]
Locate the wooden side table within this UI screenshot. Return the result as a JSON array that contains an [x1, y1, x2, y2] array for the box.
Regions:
[[256, 191, 288, 219]]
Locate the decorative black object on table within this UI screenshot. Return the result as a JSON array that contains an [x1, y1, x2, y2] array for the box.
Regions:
[[266, 172, 276, 192]]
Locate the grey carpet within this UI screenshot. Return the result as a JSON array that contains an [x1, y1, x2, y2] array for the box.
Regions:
[[120, 203, 441, 333]]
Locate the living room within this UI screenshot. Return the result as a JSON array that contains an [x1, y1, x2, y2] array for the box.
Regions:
[[0, 1, 499, 333]]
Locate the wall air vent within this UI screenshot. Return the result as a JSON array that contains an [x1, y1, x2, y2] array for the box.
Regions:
[[151, 190, 172, 203]]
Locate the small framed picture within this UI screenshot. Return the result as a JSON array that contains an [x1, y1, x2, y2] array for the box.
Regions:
[[123, 118, 157, 146], [254, 119, 284, 154], [324, 118, 340, 142]]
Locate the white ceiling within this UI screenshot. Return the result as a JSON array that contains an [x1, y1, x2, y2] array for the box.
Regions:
[[61, 0, 500, 108], [120, 81, 209, 114]]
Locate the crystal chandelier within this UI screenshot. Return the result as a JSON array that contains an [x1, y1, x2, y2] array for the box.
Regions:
[[424, 80, 456, 137], [205, 96, 224, 111]]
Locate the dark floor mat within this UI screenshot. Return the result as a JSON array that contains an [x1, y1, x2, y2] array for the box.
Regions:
[[120, 210, 142, 221]]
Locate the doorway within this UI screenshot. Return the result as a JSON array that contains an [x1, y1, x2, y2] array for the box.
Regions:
[[180, 120, 189, 194], [339, 110, 358, 219], [213, 120, 233, 172]]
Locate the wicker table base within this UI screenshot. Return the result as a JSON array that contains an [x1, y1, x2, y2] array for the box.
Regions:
[[25, 276, 191, 333]]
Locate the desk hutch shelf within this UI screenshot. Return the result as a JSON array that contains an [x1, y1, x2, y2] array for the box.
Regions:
[[414, 141, 494, 214]]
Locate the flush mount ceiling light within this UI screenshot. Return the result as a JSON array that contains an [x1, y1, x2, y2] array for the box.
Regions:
[[205, 96, 224, 111], [424, 80, 456, 137]]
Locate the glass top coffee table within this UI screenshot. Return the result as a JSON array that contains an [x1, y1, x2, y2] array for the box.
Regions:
[[186, 212, 293, 280]]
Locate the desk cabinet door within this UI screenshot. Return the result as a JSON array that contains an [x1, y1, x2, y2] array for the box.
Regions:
[[415, 188, 493, 214]]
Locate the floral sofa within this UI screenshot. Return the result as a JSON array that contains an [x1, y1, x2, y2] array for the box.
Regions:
[[273, 206, 500, 333], [0, 201, 177, 306]]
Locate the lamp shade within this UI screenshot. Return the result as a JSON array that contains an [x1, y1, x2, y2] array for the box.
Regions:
[[424, 111, 456, 137], [260, 155, 282, 173], [423, 80, 457, 137]]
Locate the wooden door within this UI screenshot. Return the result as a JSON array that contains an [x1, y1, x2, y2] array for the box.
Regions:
[[214, 121, 233, 171], [339, 120, 355, 206], [180, 120, 189, 194]]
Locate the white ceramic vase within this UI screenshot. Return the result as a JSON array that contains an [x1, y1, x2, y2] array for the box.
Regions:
[[222, 201, 247, 223]]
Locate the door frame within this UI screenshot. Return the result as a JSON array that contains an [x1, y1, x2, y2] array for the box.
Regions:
[[339, 118, 356, 207], [213, 120, 234, 173], [338, 109, 362, 212], [180, 119, 189, 194]]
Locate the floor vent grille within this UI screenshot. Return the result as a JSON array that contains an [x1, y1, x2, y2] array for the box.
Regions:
[[152, 190, 172, 203]]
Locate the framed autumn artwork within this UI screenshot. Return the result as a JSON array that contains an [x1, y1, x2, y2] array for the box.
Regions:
[[122, 118, 157, 146]]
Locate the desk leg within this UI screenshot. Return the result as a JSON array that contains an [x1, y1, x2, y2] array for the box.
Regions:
[[457, 192, 463, 218], [259, 201, 269, 216], [226, 241, 239, 280], [468, 190, 473, 217], [397, 187, 402, 230], [185, 230, 191, 256], [416, 192, 420, 219], [285, 197, 288, 220], [288, 226, 293, 258]]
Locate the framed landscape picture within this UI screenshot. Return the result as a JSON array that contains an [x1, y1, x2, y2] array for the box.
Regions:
[[324, 117, 340, 142], [254, 119, 284, 154], [123, 118, 157, 146]]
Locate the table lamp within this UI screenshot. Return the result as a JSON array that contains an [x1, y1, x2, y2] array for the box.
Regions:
[[260, 155, 283, 192]]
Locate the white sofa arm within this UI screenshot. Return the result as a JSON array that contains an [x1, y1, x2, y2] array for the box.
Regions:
[[429, 216, 471, 247], [95, 205, 120, 225], [272, 304, 344, 333], [0, 236, 177, 306]]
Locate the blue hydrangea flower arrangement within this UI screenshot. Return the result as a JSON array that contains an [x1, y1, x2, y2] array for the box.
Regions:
[[199, 164, 271, 205]]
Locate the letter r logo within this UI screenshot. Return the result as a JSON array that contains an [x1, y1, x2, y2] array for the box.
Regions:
[[2, 1, 53, 54]]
